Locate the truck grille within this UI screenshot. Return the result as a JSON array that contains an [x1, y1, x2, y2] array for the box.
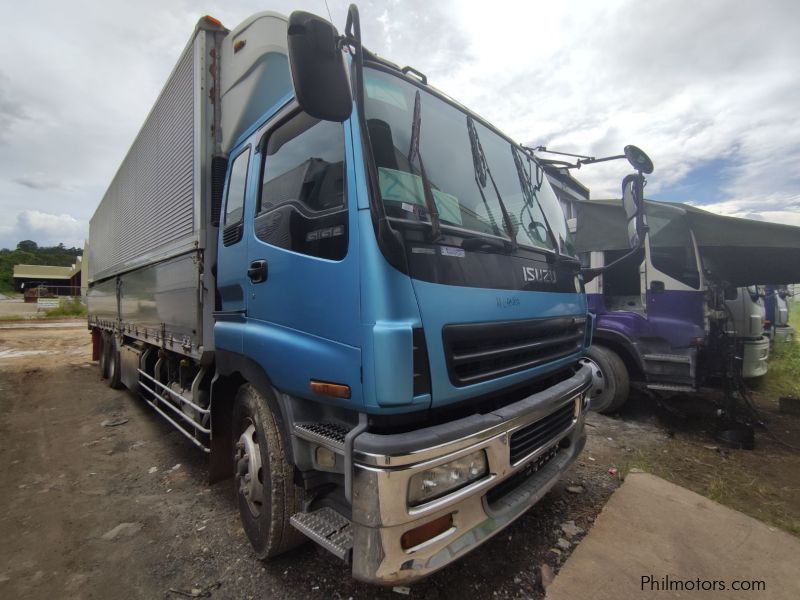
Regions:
[[442, 316, 585, 386], [509, 400, 576, 464]]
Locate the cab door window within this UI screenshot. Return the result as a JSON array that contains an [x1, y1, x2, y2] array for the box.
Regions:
[[222, 147, 251, 246], [255, 113, 346, 260]]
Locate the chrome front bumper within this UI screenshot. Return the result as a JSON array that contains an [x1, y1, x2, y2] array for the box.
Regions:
[[349, 364, 592, 584]]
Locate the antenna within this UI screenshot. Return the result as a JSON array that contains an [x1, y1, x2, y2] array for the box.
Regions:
[[324, 0, 334, 22]]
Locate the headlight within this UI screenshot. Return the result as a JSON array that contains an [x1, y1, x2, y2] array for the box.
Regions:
[[407, 449, 488, 507]]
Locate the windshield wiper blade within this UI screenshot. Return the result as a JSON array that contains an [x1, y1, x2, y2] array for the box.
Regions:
[[466, 115, 518, 252], [407, 90, 441, 240], [512, 146, 558, 251]]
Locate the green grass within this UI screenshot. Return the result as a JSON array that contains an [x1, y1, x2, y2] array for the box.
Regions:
[[43, 297, 87, 318], [763, 300, 800, 398]]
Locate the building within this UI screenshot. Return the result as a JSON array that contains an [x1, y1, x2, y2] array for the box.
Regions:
[[13, 259, 83, 300]]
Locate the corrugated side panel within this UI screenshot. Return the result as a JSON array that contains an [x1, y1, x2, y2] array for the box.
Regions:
[[89, 36, 198, 281]]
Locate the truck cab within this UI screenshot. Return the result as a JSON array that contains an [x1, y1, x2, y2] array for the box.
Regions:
[[581, 201, 706, 411], [723, 286, 770, 378], [214, 17, 591, 582], [765, 285, 795, 345]]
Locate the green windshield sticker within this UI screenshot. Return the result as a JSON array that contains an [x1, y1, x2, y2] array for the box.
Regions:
[[378, 167, 462, 225], [365, 79, 408, 111]]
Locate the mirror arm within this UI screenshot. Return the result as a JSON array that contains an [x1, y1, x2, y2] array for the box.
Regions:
[[344, 4, 407, 270], [579, 225, 648, 283]]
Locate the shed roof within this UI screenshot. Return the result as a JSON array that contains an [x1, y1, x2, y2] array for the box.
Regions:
[[13, 263, 79, 280]]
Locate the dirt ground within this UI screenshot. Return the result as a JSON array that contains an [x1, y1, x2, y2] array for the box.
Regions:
[[0, 322, 797, 599], [0, 298, 39, 318]]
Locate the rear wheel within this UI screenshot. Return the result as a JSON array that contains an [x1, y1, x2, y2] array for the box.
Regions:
[[233, 384, 305, 559], [582, 345, 629, 414], [98, 332, 110, 379], [106, 336, 122, 389]]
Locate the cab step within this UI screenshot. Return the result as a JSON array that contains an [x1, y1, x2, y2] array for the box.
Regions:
[[290, 507, 353, 560], [293, 422, 350, 454]]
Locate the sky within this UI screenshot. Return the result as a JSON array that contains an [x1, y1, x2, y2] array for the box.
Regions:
[[1, 0, 798, 250]]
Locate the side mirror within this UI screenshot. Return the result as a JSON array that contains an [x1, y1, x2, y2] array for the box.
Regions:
[[622, 173, 646, 248], [287, 11, 352, 122]]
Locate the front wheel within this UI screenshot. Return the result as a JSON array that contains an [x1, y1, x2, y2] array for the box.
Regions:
[[233, 384, 306, 559], [582, 345, 629, 414]]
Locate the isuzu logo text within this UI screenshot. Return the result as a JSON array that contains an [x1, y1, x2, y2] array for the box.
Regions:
[[522, 266, 557, 283]]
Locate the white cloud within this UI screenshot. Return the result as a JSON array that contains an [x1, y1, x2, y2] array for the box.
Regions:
[[11, 211, 87, 249], [0, 0, 797, 248]]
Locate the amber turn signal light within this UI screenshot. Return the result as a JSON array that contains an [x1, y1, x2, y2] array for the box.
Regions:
[[400, 513, 454, 550], [309, 380, 351, 399]]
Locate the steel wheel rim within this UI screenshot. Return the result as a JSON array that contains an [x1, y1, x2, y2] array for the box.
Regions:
[[236, 422, 264, 517], [580, 357, 607, 409]]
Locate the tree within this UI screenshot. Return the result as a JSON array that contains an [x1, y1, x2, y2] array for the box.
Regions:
[[17, 240, 38, 252]]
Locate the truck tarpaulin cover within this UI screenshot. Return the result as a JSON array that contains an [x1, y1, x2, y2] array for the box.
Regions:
[[575, 200, 800, 286]]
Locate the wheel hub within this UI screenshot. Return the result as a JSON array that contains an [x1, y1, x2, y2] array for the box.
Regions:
[[235, 423, 264, 516], [580, 357, 606, 399]]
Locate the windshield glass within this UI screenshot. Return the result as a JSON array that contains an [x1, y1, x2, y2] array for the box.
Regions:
[[363, 67, 575, 256]]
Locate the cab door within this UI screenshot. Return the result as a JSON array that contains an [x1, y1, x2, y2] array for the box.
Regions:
[[242, 110, 361, 402], [214, 144, 252, 352]]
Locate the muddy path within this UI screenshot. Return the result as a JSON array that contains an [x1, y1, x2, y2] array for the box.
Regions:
[[1, 323, 795, 599]]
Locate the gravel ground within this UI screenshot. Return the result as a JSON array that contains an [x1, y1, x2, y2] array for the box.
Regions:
[[0, 323, 728, 599]]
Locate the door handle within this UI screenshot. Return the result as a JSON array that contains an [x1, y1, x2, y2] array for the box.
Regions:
[[247, 260, 268, 284]]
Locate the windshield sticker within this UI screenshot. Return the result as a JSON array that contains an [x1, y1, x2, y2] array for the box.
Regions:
[[378, 167, 463, 225], [365, 80, 408, 111], [440, 246, 465, 258], [411, 246, 436, 254], [401, 202, 418, 214]]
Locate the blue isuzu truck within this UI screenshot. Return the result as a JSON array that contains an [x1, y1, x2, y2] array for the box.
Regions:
[[86, 7, 647, 583]]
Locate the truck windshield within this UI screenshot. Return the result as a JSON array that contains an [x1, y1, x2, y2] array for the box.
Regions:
[[363, 67, 575, 256]]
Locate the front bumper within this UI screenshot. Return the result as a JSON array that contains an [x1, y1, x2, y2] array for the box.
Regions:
[[349, 363, 592, 584], [773, 326, 796, 345], [741, 336, 770, 378]]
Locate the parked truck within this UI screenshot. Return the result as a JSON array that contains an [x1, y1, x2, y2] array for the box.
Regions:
[[86, 7, 649, 583], [724, 286, 770, 378], [571, 199, 800, 414], [765, 285, 796, 345]]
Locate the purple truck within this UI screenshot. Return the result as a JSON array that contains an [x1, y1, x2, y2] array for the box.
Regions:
[[567, 196, 800, 414]]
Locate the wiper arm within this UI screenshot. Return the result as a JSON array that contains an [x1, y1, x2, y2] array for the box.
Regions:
[[466, 116, 518, 252], [512, 146, 559, 251], [407, 90, 441, 240]]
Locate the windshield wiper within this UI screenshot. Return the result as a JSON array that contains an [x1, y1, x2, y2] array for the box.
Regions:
[[407, 90, 441, 240], [512, 146, 558, 251], [466, 115, 518, 252]]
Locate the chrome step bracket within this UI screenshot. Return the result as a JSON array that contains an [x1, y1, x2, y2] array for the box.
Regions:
[[647, 383, 696, 393], [294, 422, 350, 454], [290, 507, 353, 561]]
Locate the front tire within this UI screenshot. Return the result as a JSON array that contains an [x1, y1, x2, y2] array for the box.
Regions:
[[233, 384, 306, 559], [584, 345, 630, 414]]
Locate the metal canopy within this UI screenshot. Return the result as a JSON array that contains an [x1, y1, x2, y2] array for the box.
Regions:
[[575, 199, 800, 286]]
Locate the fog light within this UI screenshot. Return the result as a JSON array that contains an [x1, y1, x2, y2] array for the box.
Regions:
[[408, 449, 488, 506]]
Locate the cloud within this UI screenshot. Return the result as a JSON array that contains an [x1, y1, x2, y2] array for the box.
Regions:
[[13, 172, 73, 191], [0, 0, 797, 248], [13, 210, 87, 248]]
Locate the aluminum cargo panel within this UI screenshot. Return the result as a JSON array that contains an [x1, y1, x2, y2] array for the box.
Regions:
[[89, 25, 223, 282], [117, 252, 203, 355]]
